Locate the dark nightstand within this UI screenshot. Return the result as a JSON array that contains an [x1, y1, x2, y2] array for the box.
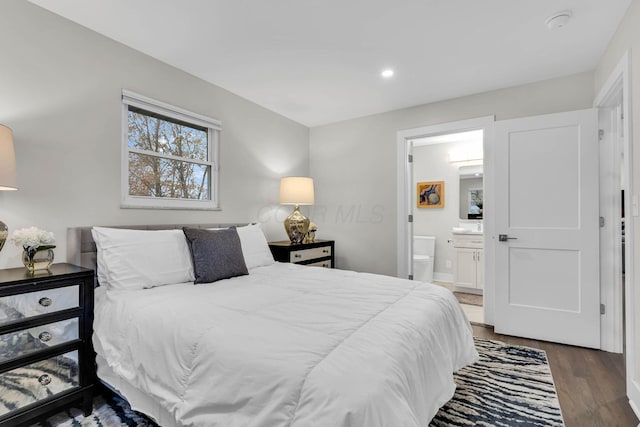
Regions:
[[269, 240, 335, 268], [0, 263, 95, 426]]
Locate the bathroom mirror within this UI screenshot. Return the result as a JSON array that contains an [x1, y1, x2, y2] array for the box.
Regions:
[[458, 165, 483, 220]]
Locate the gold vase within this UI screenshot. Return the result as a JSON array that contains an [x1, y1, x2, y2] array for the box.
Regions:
[[284, 205, 310, 244]]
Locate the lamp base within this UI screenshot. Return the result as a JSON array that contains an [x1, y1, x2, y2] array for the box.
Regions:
[[0, 220, 7, 252], [284, 205, 310, 244]]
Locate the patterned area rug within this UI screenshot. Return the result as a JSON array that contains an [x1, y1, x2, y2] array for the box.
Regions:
[[29, 338, 563, 427], [31, 394, 158, 427], [453, 291, 483, 307], [430, 338, 564, 426]]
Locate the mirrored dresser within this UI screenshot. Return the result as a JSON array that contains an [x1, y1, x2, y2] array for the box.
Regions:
[[0, 263, 94, 425]]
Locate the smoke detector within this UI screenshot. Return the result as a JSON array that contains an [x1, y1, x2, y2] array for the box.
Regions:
[[545, 10, 572, 30]]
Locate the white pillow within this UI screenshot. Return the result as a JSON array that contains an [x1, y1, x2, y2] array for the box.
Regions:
[[91, 227, 195, 290], [236, 224, 275, 269]]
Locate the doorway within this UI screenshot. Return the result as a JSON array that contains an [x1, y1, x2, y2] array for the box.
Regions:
[[594, 51, 632, 358], [411, 131, 485, 323], [396, 116, 495, 323]]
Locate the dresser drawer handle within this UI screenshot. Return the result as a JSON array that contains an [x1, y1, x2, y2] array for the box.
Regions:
[[322, 249, 329, 254], [294, 254, 302, 258], [38, 331, 52, 342], [38, 297, 52, 307], [322, 263, 329, 268], [38, 374, 52, 386]]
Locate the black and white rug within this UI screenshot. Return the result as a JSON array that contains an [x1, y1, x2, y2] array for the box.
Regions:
[[28, 338, 563, 427], [430, 338, 564, 426]]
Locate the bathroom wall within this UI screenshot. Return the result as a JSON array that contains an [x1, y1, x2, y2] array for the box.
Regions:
[[412, 140, 481, 281]]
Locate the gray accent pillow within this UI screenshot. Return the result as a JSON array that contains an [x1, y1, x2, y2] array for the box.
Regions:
[[183, 227, 249, 284]]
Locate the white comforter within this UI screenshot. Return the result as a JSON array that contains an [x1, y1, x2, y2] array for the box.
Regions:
[[94, 263, 478, 427]]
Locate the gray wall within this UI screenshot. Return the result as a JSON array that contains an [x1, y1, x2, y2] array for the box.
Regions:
[[0, 1, 309, 269], [310, 71, 595, 276]]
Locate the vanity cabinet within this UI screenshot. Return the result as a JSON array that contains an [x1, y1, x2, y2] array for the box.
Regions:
[[452, 234, 484, 290]]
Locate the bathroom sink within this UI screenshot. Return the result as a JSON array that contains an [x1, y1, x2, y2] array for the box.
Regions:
[[452, 227, 483, 235]]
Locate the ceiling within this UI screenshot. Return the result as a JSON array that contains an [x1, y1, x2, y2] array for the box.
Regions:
[[28, 0, 631, 127]]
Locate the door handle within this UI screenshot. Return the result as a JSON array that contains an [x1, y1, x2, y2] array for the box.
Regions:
[[498, 234, 517, 242]]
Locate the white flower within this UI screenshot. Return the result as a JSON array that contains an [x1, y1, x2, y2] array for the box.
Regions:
[[11, 227, 56, 250]]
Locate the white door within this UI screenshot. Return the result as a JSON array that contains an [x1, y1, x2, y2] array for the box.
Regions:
[[494, 109, 600, 348]]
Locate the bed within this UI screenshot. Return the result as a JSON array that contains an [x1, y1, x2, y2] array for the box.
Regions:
[[67, 223, 478, 427]]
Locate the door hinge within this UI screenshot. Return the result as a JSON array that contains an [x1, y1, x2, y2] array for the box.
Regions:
[[599, 129, 605, 141], [408, 154, 413, 163], [408, 274, 414, 280], [408, 214, 413, 223], [600, 216, 605, 227], [600, 303, 606, 315]]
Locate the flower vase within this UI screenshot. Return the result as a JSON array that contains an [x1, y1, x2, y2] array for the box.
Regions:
[[22, 246, 55, 273]]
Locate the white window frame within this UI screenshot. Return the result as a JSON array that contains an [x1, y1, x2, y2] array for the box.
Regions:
[[121, 90, 221, 210]]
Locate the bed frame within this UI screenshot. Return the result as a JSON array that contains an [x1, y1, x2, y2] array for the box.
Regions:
[[67, 223, 247, 274]]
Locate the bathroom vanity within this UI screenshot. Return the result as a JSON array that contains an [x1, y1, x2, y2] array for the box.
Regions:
[[452, 232, 484, 292]]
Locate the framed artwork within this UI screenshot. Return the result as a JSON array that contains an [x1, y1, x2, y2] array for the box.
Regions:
[[417, 181, 444, 208]]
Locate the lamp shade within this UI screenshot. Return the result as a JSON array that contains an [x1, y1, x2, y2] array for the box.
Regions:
[[0, 125, 17, 191], [279, 177, 314, 205]]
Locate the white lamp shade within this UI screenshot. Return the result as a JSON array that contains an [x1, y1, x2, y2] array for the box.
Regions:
[[0, 125, 17, 191], [279, 177, 314, 205]]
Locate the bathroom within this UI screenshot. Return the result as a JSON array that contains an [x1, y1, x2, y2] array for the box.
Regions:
[[411, 131, 484, 322]]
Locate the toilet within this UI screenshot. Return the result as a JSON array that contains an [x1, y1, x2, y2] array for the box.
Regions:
[[413, 235, 436, 282]]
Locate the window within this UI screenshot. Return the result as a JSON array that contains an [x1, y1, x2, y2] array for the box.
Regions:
[[121, 90, 220, 210]]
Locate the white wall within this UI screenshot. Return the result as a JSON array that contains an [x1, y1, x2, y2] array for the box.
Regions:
[[310, 72, 594, 276], [594, 0, 640, 416], [0, 0, 309, 269]]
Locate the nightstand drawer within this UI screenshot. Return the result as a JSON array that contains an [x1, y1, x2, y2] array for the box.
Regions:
[[0, 318, 79, 363], [269, 240, 335, 268], [0, 285, 79, 325], [0, 350, 79, 417], [290, 246, 332, 263], [306, 259, 333, 268]]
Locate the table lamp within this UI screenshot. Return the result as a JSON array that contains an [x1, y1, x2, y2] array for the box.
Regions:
[[279, 177, 314, 244], [0, 125, 17, 252]]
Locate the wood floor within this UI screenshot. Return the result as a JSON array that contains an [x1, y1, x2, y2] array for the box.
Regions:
[[473, 325, 638, 427]]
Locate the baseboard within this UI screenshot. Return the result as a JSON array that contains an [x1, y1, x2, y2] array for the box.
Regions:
[[454, 286, 483, 295], [629, 397, 640, 422], [433, 272, 453, 283]]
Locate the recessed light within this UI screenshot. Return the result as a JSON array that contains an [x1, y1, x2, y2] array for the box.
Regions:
[[381, 69, 394, 78]]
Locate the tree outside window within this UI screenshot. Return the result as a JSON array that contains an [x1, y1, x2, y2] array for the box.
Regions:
[[121, 91, 220, 210]]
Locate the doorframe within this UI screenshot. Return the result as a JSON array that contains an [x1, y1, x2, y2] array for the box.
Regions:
[[396, 116, 495, 322], [594, 50, 638, 412], [597, 101, 623, 353]]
